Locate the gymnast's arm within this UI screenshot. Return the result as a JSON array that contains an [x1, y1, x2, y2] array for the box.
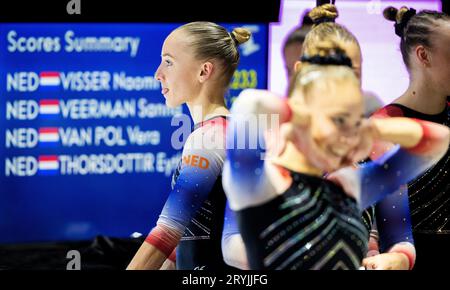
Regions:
[[159, 248, 176, 270], [329, 118, 448, 269], [329, 117, 449, 209], [221, 202, 249, 270], [360, 110, 420, 270], [222, 89, 296, 211], [367, 186, 416, 270], [127, 134, 225, 270]]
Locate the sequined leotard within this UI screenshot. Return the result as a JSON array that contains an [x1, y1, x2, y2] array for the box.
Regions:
[[222, 89, 447, 270], [373, 101, 450, 269]]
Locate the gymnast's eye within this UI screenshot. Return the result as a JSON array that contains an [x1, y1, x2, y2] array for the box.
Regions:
[[332, 116, 346, 126]]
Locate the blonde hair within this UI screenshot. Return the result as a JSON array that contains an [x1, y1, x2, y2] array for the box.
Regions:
[[289, 40, 360, 104], [309, 4, 338, 24], [302, 4, 360, 58], [177, 22, 251, 86]]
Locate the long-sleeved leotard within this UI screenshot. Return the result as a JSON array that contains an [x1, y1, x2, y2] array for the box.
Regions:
[[145, 116, 235, 270], [222, 89, 448, 269], [371, 102, 450, 269], [221, 202, 250, 270]]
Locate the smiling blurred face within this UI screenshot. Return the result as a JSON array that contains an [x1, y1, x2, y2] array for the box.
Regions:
[[155, 29, 202, 108], [292, 76, 365, 171]]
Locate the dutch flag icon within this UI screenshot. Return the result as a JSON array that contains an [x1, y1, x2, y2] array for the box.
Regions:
[[38, 127, 59, 147], [39, 100, 60, 118], [38, 155, 59, 175], [39, 72, 60, 90]]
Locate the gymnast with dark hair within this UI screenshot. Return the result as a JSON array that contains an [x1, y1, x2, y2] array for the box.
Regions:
[[366, 6, 450, 270], [282, 9, 313, 85]]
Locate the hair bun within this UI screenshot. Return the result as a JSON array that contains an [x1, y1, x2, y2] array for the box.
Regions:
[[301, 9, 314, 27], [383, 6, 398, 22], [383, 6, 416, 37], [231, 28, 251, 46], [309, 4, 338, 26]]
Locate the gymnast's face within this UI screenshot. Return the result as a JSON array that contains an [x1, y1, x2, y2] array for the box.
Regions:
[[296, 79, 366, 170], [428, 21, 450, 95], [155, 29, 203, 108]]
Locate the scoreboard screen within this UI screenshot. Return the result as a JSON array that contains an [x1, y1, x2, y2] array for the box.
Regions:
[[0, 23, 268, 243]]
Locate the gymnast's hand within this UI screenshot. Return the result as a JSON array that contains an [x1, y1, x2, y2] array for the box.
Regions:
[[273, 114, 346, 172], [338, 119, 375, 166], [287, 106, 376, 171], [362, 252, 410, 270], [267, 99, 372, 172], [263, 98, 311, 161]]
